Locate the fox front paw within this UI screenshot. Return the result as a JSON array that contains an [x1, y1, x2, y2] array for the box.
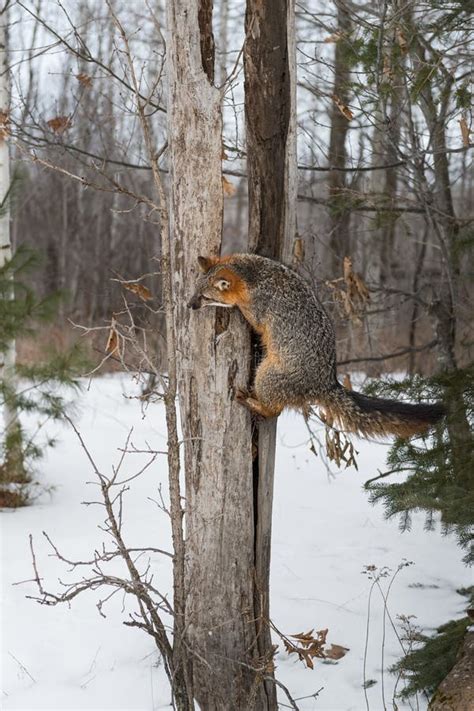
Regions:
[[235, 388, 262, 418], [235, 389, 278, 419], [236, 387, 251, 403]]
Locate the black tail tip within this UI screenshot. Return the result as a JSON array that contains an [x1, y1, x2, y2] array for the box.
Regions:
[[426, 402, 447, 423]]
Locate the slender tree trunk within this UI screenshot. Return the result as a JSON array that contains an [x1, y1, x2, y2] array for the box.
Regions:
[[372, 1, 403, 286], [366, 21, 403, 370], [377, 93, 401, 286], [243, 2, 297, 706], [0, 1, 25, 484], [408, 224, 428, 374], [167, 1, 277, 707], [421, 86, 458, 373], [327, 0, 351, 277], [401, 7, 458, 372]]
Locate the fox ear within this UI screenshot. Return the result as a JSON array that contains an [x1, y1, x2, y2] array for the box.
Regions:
[[197, 255, 218, 273]]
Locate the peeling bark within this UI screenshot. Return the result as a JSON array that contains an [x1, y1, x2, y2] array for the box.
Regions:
[[167, 1, 278, 707]]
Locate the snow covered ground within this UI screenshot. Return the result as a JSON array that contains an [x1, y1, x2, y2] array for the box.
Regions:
[[1, 375, 471, 710]]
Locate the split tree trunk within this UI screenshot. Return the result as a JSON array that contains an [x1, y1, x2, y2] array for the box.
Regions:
[[243, 1, 297, 705], [244, 0, 296, 263], [167, 1, 279, 707]]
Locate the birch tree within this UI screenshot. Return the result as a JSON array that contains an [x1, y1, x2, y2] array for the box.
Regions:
[[0, 0, 25, 486]]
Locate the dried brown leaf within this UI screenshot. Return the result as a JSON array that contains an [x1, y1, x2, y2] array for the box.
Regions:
[[395, 27, 408, 52], [353, 272, 370, 301], [333, 95, 353, 121], [343, 373, 352, 391], [76, 72, 92, 87], [337, 256, 370, 321], [122, 282, 153, 301], [343, 255, 353, 282], [325, 644, 350, 660], [459, 116, 471, 147], [105, 318, 119, 355], [325, 427, 358, 470], [222, 175, 237, 197], [308, 642, 326, 659], [324, 32, 343, 43], [291, 630, 316, 646], [279, 624, 347, 670], [293, 237, 305, 264], [284, 640, 315, 669], [0, 109, 10, 127], [0, 109, 10, 140], [47, 115, 72, 134], [305, 656, 314, 669]]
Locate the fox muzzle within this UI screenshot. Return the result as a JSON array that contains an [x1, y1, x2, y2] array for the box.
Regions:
[[187, 293, 202, 310]]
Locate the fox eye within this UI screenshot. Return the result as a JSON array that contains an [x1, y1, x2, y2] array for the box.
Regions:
[[214, 278, 230, 291]]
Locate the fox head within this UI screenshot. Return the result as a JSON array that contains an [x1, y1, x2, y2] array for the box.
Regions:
[[187, 256, 249, 310]]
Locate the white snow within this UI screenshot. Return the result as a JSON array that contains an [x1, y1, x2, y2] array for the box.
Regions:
[[1, 375, 471, 710]]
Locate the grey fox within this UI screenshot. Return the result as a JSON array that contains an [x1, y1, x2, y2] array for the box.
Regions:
[[188, 254, 445, 438]]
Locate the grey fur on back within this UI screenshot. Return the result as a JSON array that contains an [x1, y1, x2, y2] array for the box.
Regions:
[[228, 254, 338, 403]]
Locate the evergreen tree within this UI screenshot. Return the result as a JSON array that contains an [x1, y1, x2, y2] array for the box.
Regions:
[[0, 246, 86, 506], [391, 587, 474, 700], [364, 368, 473, 564], [364, 369, 473, 700]]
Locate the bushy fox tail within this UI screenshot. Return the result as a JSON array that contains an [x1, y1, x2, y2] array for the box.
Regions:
[[321, 384, 445, 438]]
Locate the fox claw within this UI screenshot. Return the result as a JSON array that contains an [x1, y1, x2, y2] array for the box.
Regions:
[[236, 388, 251, 402]]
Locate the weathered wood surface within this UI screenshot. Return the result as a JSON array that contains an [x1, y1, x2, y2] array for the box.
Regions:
[[244, 2, 297, 708], [429, 632, 474, 711], [167, 0, 277, 707]]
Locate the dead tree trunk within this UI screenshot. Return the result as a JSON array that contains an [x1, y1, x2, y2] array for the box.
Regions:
[[243, 0, 297, 707], [244, 0, 296, 262], [167, 1, 278, 707], [243, 1, 296, 703]]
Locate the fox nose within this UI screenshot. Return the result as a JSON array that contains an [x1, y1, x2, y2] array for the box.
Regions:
[[187, 294, 202, 310]]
